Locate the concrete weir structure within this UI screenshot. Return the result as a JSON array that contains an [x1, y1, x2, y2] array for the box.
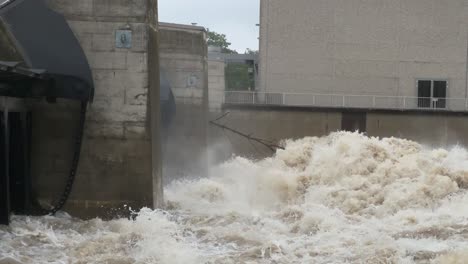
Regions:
[[216, 106, 468, 159], [159, 22, 209, 182], [28, 0, 162, 218]]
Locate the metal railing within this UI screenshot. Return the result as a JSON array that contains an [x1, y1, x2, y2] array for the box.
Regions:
[[224, 91, 468, 112]]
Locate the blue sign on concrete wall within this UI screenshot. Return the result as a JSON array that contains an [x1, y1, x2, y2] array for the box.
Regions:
[[115, 30, 132, 49]]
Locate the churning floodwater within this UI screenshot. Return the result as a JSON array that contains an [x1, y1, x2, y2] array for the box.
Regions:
[[2, 132, 468, 264]]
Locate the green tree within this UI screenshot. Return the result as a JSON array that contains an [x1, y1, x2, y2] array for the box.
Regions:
[[225, 63, 255, 91], [245, 48, 259, 55], [207, 31, 237, 54]]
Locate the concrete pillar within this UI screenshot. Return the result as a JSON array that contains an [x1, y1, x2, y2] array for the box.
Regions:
[[159, 23, 209, 183], [147, 0, 163, 207], [26, 0, 161, 218]]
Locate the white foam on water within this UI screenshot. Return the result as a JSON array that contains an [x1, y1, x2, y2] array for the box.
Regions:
[[1, 131, 468, 263]]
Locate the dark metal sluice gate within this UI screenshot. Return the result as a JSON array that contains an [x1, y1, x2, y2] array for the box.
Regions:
[[0, 0, 94, 225], [1, 104, 31, 224]]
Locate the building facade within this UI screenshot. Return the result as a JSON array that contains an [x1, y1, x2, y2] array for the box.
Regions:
[[258, 0, 468, 110]]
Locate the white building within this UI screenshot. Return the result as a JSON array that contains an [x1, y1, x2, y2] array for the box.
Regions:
[[254, 0, 468, 110]]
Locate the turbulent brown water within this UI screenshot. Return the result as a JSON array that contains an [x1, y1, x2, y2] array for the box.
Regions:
[[2, 132, 468, 264]]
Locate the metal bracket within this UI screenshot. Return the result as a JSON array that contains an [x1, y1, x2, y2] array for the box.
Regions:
[[115, 30, 132, 49]]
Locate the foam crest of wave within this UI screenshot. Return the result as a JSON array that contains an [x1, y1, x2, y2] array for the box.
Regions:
[[2, 131, 468, 263]]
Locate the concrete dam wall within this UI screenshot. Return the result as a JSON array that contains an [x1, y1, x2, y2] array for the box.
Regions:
[[27, 0, 160, 218], [208, 106, 468, 161]]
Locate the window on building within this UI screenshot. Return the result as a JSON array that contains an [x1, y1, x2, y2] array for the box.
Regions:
[[417, 80, 447, 109]]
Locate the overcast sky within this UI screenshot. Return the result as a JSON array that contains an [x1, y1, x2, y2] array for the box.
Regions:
[[159, 0, 260, 53]]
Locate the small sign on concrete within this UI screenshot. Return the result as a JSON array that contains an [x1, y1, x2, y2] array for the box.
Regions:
[[115, 30, 132, 48]]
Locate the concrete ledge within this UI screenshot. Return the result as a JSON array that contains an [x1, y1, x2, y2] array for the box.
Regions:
[[46, 0, 147, 21], [62, 15, 146, 23], [159, 22, 206, 32], [223, 103, 468, 117], [94, 0, 147, 17]]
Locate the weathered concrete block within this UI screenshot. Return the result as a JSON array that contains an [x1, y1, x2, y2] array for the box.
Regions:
[[92, 33, 115, 52], [85, 121, 125, 139], [69, 21, 124, 35], [82, 139, 126, 163], [87, 97, 117, 112], [127, 52, 147, 72], [121, 105, 147, 122], [160, 53, 205, 62], [93, 69, 146, 93], [173, 88, 204, 100], [124, 72, 149, 99], [81, 166, 128, 200], [125, 85, 147, 106], [130, 23, 148, 52], [124, 70, 148, 88], [92, 69, 126, 98], [208, 62, 224, 72], [164, 70, 205, 90], [125, 139, 151, 158], [92, 69, 148, 109], [46, 0, 94, 17], [125, 173, 152, 200], [124, 122, 148, 139], [88, 103, 147, 122], [130, 0, 147, 16], [159, 28, 206, 55], [93, 0, 147, 17], [160, 58, 204, 71], [88, 51, 127, 70], [208, 76, 224, 86], [81, 138, 150, 164], [93, 0, 131, 17]]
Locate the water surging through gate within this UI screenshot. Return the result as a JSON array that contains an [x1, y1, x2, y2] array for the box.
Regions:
[[1, 132, 468, 263]]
